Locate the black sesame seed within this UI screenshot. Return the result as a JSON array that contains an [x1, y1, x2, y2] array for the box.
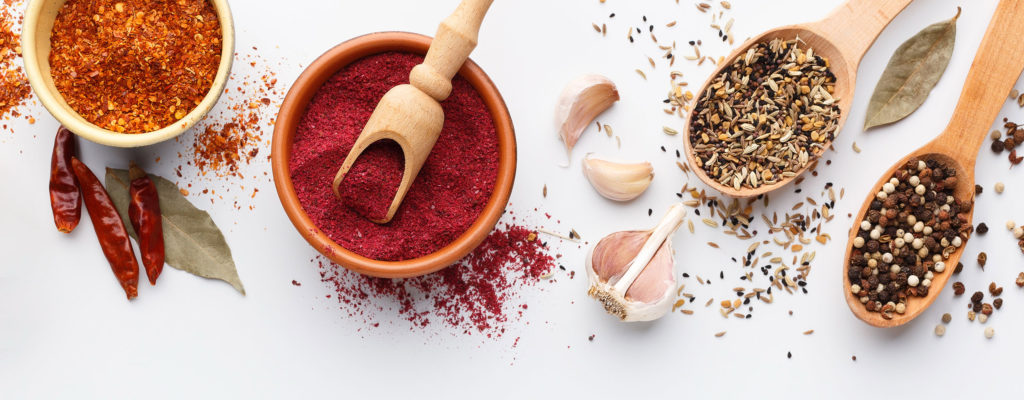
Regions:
[[648, 208, 653, 216]]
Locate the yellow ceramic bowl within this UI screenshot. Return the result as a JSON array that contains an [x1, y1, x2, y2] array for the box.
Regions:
[[21, 0, 235, 148]]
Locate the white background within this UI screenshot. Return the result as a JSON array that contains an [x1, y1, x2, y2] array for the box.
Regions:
[[4, 0, 1024, 398]]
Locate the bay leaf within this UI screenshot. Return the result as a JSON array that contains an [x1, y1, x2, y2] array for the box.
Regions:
[[863, 8, 960, 130], [105, 168, 245, 295]]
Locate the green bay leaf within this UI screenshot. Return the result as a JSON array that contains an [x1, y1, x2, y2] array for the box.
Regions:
[[864, 8, 960, 130], [105, 168, 245, 295]]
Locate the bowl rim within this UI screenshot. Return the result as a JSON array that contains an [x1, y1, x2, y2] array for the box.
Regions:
[[270, 31, 517, 279], [21, 0, 236, 148]]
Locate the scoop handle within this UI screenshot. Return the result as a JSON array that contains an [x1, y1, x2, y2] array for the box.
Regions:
[[934, 0, 1024, 164], [809, 0, 913, 67], [410, 0, 494, 101]]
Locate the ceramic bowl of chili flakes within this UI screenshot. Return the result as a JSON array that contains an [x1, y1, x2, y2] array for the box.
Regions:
[[271, 32, 517, 278], [21, 0, 235, 147]]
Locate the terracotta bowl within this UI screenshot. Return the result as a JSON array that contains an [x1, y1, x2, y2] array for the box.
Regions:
[[271, 32, 517, 279], [21, 0, 235, 148]]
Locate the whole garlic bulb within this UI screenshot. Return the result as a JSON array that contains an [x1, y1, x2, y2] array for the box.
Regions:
[[555, 74, 619, 162], [582, 153, 653, 201], [586, 203, 685, 321]]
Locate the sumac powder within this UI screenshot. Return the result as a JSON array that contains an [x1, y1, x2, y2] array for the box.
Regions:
[[289, 52, 499, 261], [318, 223, 556, 336]]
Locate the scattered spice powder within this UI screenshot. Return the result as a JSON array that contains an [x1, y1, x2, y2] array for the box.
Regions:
[[317, 223, 555, 336], [290, 52, 498, 261], [185, 49, 279, 181], [49, 0, 222, 133]]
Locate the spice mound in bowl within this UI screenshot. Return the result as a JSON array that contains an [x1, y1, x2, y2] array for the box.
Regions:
[[48, 0, 222, 134], [688, 38, 839, 191], [847, 158, 973, 319], [289, 52, 499, 261]]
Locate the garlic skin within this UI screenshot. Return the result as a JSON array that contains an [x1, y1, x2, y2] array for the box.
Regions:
[[582, 153, 653, 201], [555, 74, 619, 161], [586, 203, 685, 321]]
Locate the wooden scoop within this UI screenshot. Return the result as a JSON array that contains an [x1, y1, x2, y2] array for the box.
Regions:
[[844, 0, 1024, 328], [332, 0, 494, 224], [682, 0, 914, 198]]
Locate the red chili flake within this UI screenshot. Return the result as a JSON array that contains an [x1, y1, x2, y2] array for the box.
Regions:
[[0, 3, 31, 124], [289, 52, 498, 261], [318, 224, 555, 336], [182, 49, 280, 209], [49, 0, 221, 133]]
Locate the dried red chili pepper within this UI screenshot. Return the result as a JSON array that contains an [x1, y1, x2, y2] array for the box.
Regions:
[[71, 157, 139, 299], [128, 161, 164, 285], [49, 126, 81, 233]]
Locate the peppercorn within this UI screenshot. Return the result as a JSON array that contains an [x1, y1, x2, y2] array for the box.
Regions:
[[981, 303, 993, 315], [941, 313, 952, 324], [991, 283, 1003, 296], [1017, 272, 1024, 287], [992, 140, 1005, 153], [971, 291, 984, 303], [975, 184, 983, 195], [994, 298, 1003, 310], [954, 262, 964, 274], [953, 281, 965, 296], [977, 222, 988, 234], [977, 252, 987, 268]]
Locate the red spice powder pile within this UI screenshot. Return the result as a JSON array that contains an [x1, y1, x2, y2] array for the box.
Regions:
[[0, 1, 32, 124], [318, 223, 556, 336], [289, 51, 498, 261], [336, 141, 404, 221]]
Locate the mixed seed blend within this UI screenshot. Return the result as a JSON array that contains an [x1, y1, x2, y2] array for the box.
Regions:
[[847, 158, 973, 319], [689, 38, 840, 190]]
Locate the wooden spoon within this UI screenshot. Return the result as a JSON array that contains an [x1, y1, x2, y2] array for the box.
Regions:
[[332, 0, 494, 224], [844, 0, 1024, 328], [682, 0, 913, 198]]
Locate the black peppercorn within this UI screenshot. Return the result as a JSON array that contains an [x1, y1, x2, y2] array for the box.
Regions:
[[952, 281, 965, 296], [992, 140, 1005, 153], [977, 222, 989, 234], [971, 291, 984, 303]]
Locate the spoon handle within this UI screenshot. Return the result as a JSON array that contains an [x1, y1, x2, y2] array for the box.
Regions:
[[409, 0, 495, 102], [810, 0, 913, 66], [934, 0, 1024, 164]]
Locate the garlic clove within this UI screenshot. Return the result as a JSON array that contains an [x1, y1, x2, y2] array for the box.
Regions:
[[586, 203, 685, 322], [555, 74, 620, 161], [582, 153, 653, 202], [590, 230, 650, 283]]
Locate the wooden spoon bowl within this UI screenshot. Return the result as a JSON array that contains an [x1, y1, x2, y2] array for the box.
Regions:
[[843, 0, 1024, 327], [682, 0, 912, 198]]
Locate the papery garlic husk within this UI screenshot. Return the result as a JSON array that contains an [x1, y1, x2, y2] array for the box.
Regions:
[[555, 74, 619, 161], [582, 153, 653, 201], [586, 203, 685, 321]]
